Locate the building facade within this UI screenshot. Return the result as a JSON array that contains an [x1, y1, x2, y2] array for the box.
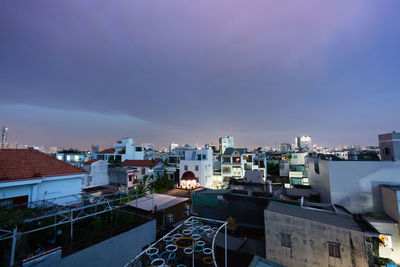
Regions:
[[265, 201, 369, 267]]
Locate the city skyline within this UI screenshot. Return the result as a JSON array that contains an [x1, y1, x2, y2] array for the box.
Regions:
[[1, 1, 400, 149]]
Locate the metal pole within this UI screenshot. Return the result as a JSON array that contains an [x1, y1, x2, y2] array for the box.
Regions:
[[70, 211, 73, 241], [192, 250, 194, 267], [151, 189, 155, 213], [9, 227, 17, 267], [225, 224, 227, 267]]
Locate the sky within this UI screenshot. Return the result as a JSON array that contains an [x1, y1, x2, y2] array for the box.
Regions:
[[1, 0, 400, 150]]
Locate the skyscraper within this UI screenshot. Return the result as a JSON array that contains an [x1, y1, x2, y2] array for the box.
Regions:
[[1, 126, 8, 149]]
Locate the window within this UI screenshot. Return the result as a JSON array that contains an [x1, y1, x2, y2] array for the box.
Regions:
[[328, 242, 341, 258], [141, 168, 145, 174], [202, 154, 206, 160], [184, 165, 188, 171], [280, 233, 291, 248], [0, 199, 13, 209], [195, 165, 199, 171], [136, 147, 143, 152]]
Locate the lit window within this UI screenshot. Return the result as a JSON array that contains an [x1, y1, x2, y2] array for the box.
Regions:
[[280, 233, 291, 248], [74, 155, 80, 162], [328, 242, 341, 258], [66, 155, 71, 161]]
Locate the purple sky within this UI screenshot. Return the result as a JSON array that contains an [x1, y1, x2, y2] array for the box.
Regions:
[[1, 0, 400, 150]]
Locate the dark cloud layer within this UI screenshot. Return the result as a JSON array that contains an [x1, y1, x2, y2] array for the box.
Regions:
[[1, 0, 400, 149]]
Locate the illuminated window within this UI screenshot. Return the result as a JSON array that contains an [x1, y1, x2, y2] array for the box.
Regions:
[[74, 155, 80, 162], [66, 155, 71, 161]]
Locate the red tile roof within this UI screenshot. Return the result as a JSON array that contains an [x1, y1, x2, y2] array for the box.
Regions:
[[122, 158, 161, 167], [83, 159, 101, 165], [98, 148, 115, 154], [0, 149, 87, 182]]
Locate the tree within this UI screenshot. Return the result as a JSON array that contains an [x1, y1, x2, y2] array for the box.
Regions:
[[149, 170, 174, 193]]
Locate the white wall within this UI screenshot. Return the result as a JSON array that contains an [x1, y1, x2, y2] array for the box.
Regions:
[[84, 160, 109, 188], [0, 174, 85, 206], [308, 158, 400, 213]]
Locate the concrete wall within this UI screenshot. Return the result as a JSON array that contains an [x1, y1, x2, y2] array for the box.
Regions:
[[85, 160, 109, 188], [307, 158, 332, 203], [308, 158, 400, 213], [264, 210, 368, 267], [381, 187, 400, 223], [193, 192, 269, 227], [23, 219, 156, 267]]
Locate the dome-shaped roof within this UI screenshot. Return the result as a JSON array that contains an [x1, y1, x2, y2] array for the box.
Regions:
[[181, 171, 196, 180]]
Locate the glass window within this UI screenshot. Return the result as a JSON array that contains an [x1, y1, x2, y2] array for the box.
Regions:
[[184, 165, 188, 171], [328, 242, 341, 258], [280, 233, 291, 248], [195, 165, 199, 171]]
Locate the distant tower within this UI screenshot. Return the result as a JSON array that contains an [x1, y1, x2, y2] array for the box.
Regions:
[[219, 136, 234, 154], [294, 137, 301, 149], [1, 126, 8, 149]]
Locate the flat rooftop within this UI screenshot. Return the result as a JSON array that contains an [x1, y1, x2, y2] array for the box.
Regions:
[[266, 201, 362, 231], [127, 193, 189, 211]]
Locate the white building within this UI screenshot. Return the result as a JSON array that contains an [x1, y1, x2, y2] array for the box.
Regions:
[[221, 148, 267, 186], [95, 138, 144, 163], [219, 136, 234, 154], [122, 158, 162, 186], [288, 152, 308, 165], [0, 149, 87, 207], [307, 156, 400, 213], [82, 159, 109, 188], [179, 149, 214, 188]]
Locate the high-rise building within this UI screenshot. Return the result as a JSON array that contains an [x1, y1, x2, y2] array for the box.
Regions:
[[294, 137, 301, 149], [300, 136, 312, 151], [219, 136, 234, 154], [1, 126, 8, 149], [280, 143, 291, 153]]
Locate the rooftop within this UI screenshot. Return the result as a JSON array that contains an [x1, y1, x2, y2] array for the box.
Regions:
[[83, 158, 101, 165], [122, 158, 161, 167], [0, 149, 86, 182], [127, 193, 189, 211], [266, 201, 363, 231], [97, 148, 115, 154]]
